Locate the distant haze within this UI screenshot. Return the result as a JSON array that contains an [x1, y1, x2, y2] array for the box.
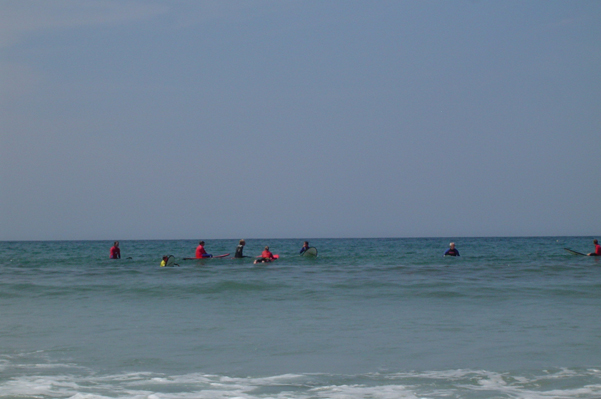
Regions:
[[1, 1, 600, 240]]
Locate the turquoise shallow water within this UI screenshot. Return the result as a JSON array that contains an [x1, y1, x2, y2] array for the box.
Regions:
[[1, 237, 600, 398]]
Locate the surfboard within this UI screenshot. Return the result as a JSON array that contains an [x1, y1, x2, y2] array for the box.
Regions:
[[301, 247, 318, 257], [254, 254, 279, 259], [564, 248, 587, 256], [183, 253, 230, 260], [253, 254, 279, 264], [160, 255, 179, 267]]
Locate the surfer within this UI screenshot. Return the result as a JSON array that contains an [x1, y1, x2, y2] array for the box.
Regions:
[[161, 255, 179, 267], [587, 239, 601, 256], [444, 242, 460, 257], [234, 239, 248, 258], [254, 246, 275, 264], [300, 241, 310, 255], [195, 241, 213, 258], [109, 241, 121, 259]]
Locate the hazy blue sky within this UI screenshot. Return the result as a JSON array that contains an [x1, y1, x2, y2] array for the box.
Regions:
[[1, 1, 600, 240]]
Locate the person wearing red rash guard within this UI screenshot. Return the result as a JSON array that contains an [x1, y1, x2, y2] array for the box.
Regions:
[[254, 246, 275, 264], [109, 241, 121, 259], [587, 239, 601, 256], [195, 241, 213, 258]]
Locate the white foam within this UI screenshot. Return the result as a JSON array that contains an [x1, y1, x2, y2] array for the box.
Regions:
[[310, 384, 420, 399], [1, 363, 601, 399]]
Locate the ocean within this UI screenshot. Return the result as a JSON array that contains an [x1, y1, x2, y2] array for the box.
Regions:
[[1, 237, 600, 398]]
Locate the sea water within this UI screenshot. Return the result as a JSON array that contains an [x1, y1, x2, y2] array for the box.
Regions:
[[1, 237, 600, 398]]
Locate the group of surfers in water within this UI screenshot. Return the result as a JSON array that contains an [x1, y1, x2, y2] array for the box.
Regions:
[[110, 239, 601, 264], [192, 239, 314, 264], [154, 240, 313, 266]]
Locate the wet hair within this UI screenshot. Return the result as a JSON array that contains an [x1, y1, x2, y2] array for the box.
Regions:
[[239, 239, 245, 245]]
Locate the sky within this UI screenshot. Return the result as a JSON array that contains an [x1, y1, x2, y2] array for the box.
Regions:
[[1, 0, 600, 240]]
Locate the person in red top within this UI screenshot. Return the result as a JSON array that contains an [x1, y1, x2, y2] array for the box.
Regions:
[[195, 241, 213, 258], [109, 241, 121, 259], [254, 246, 276, 264], [587, 239, 601, 256]]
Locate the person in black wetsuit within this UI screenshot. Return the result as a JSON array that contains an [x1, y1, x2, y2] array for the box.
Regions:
[[444, 242, 460, 257], [234, 239, 248, 258]]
